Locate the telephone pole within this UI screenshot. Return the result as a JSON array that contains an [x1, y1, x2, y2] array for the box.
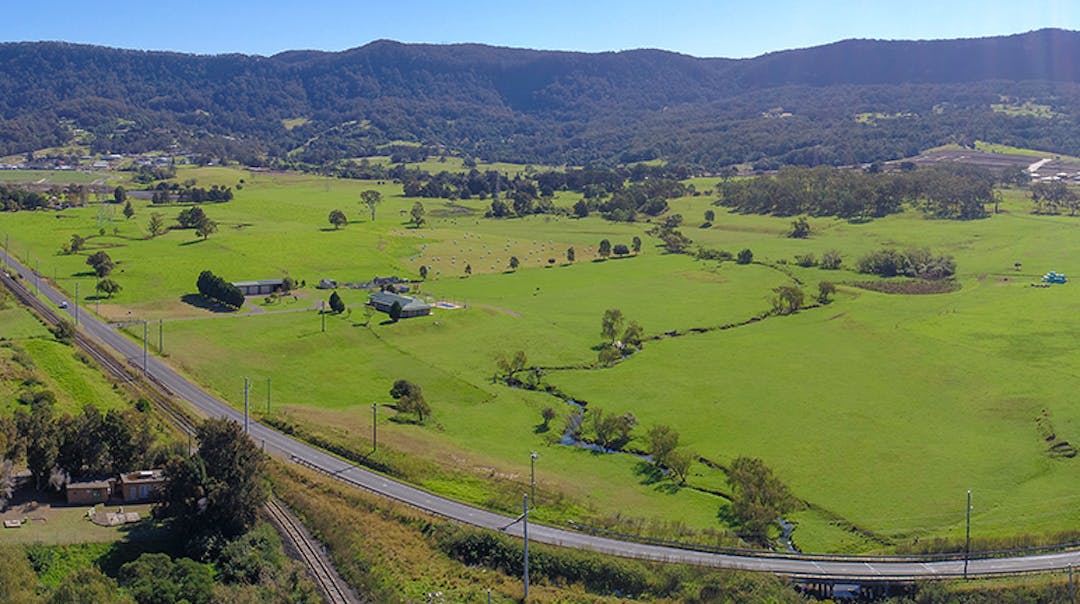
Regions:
[[142, 321, 148, 375], [74, 283, 79, 325], [963, 489, 972, 579], [158, 319, 163, 354], [523, 494, 530, 601], [266, 377, 271, 414], [372, 402, 378, 452], [530, 451, 539, 508]]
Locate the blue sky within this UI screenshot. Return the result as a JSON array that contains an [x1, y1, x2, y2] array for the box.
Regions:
[[5, 0, 1080, 58]]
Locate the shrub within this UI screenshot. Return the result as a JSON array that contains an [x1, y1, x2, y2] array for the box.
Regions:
[[820, 249, 843, 270], [857, 248, 955, 280]]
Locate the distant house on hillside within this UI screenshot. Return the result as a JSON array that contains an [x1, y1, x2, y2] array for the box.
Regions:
[[372, 276, 405, 287], [368, 291, 431, 318], [232, 278, 285, 296]]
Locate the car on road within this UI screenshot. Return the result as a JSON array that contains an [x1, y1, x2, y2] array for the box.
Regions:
[[59, 301, 68, 309]]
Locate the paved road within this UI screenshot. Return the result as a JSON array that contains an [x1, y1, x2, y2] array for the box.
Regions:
[[5, 247, 1080, 581]]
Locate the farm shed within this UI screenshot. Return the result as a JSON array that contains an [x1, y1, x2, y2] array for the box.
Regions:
[[368, 291, 431, 318], [118, 470, 165, 503], [232, 278, 285, 296], [66, 478, 113, 505]]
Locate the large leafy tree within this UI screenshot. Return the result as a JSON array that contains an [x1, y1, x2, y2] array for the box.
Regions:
[[328, 291, 345, 314], [15, 399, 58, 490], [157, 418, 267, 538], [96, 278, 122, 298], [86, 251, 114, 278], [360, 190, 382, 221], [390, 379, 430, 422], [726, 456, 797, 542], [410, 201, 426, 227], [328, 209, 347, 229], [600, 308, 624, 343]]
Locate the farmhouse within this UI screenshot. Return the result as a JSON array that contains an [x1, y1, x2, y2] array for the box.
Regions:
[[66, 478, 113, 505], [117, 470, 165, 503], [368, 291, 431, 318], [232, 278, 285, 296]]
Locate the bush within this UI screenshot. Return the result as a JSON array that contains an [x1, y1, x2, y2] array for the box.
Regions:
[[788, 216, 811, 238], [793, 253, 817, 267], [856, 247, 955, 280], [736, 249, 753, 264], [820, 249, 843, 270]]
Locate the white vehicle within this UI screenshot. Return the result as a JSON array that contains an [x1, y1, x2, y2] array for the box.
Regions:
[[59, 301, 68, 309]]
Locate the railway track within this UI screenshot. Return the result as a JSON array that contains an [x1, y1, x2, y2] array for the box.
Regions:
[[265, 498, 359, 604], [0, 268, 358, 604]]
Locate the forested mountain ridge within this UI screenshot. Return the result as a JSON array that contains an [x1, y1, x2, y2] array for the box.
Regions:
[[3, 29, 1080, 169]]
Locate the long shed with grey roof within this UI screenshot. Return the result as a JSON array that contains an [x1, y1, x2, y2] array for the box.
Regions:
[[368, 291, 431, 318]]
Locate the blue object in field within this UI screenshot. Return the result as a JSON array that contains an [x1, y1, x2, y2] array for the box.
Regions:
[[1042, 271, 1068, 284]]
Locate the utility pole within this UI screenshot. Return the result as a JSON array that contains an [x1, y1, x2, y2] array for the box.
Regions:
[[963, 489, 972, 579], [244, 377, 250, 434], [142, 321, 148, 375], [530, 451, 539, 508], [523, 494, 530, 602], [74, 282, 79, 325], [267, 377, 271, 414], [158, 319, 163, 354], [372, 402, 378, 452]]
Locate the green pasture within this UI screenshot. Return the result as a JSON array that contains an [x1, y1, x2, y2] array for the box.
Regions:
[[0, 293, 130, 417], [5, 166, 1080, 551]]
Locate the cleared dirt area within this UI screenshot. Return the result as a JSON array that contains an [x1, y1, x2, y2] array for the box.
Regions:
[[895, 147, 1080, 179]]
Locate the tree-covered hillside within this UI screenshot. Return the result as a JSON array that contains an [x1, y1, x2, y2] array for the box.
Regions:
[[3, 29, 1080, 168]]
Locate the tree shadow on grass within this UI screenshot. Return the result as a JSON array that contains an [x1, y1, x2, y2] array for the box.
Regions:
[[97, 524, 185, 576], [180, 294, 236, 314], [634, 461, 682, 494], [178, 239, 206, 247], [533, 422, 551, 434]]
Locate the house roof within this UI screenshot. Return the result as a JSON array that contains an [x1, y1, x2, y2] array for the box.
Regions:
[[68, 478, 112, 490], [369, 291, 430, 310], [119, 470, 164, 484], [232, 279, 285, 288]]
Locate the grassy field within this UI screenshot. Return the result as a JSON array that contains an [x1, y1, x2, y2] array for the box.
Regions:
[[0, 290, 131, 417], [4, 165, 1080, 553]]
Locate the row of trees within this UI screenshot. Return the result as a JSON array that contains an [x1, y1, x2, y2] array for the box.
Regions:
[[0, 399, 156, 495], [196, 270, 244, 308], [597, 236, 642, 259], [718, 164, 997, 220]]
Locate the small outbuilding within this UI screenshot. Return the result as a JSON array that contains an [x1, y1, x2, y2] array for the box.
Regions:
[[118, 470, 165, 503], [66, 478, 113, 505], [232, 279, 285, 296], [368, 291, 431, 318]]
